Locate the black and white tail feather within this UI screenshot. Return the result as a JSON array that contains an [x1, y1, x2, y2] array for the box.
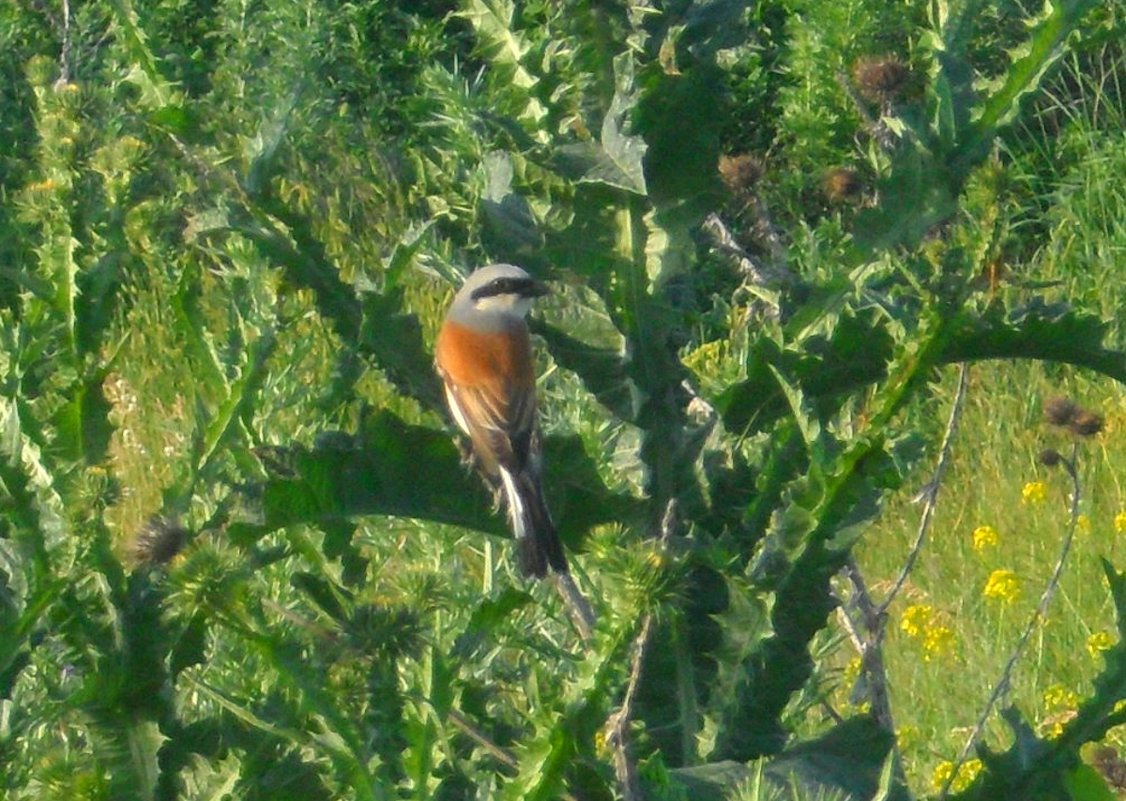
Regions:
[[499, 464, 568, 578]]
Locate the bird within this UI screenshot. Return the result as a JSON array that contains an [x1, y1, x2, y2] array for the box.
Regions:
[[434, 263, 569, 579]]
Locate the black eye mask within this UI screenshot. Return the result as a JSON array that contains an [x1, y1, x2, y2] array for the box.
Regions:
[[470, 277, 549, 301]]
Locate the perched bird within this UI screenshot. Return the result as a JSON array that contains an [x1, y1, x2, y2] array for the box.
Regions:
[[435, 264, 568, 578]]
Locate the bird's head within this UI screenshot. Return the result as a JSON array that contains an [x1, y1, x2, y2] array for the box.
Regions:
[[453, 263, 550, 321]]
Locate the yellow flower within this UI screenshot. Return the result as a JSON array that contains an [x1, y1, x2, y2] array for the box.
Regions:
[[972, 525, 999, 552], [983, 569, 1021, 603], [1087, 631, 1116, 658], [1077, 514, 1092, 534], [682, 340, 726, 375], [931, 758, 983, 793], [843, 656, 862, 684], [922, 625, 954, 661], [1115, 511, 1126, 534], [1022, 481, 1048, 504], [900, 604, 933, 638], [1039, 712, 1074, 740], [1043, 684, 1079, 710]]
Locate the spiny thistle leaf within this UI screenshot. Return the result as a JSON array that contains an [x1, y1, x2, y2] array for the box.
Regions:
[[481, 150, 544, 258], [943, 300, 1126, 382], [458, 0, 548, 129], [966, 0, 1101, 159], [554, 54, 648, 195], [50, 375, 114, 465], [764, 716, 903, 800], [719, 302, 1126, 433], [228, 410, 642, 550]]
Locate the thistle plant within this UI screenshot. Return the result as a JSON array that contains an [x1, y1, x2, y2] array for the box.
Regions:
[[1, 1, 1125, 800]]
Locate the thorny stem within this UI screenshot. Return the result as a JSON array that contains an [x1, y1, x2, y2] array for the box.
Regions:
[[841, 559, 896, 733], [839, 558, 906, 788], [877, 363, 970, 618], [447, 709, 518, 771], [939, 444, 1082, 799], [445, 710, 581, 801], [58, 0, 71, 85], [604, 499, 678, 801], [836, 364, 968, 790], [554, 571, 596, 644], [701, 213, 795, 294]]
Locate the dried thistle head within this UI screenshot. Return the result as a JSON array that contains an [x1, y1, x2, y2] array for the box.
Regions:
[[131, 515, 188, 566], [1070, 410, 1104, 437], [1093, 746, 1126, 790], [1044, 395, 1103, 437], [1044, 395, 1079, 427], [823, 167, 863, 204], [718, 153, 764, 196], [852, 56, 909, 104], [1037, 448, 1062, 468]]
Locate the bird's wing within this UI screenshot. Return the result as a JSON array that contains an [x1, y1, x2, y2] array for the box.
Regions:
[[442, 377, 538, 470]]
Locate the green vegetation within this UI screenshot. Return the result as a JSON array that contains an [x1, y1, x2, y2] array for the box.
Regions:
[[1, 1, 1125, 799]]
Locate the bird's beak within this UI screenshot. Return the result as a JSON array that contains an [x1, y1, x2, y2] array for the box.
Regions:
[[525, 279, 551, 298]]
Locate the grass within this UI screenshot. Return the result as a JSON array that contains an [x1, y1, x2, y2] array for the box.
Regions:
[[843, 78, 1126, 787]]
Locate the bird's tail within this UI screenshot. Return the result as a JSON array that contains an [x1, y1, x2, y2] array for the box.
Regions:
[[499, 467, 568, 579]]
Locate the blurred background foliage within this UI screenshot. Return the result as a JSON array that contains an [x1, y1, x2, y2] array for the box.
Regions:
[[2, 0, 1126, 799]]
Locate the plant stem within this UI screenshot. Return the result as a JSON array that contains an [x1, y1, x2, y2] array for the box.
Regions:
[[940, 445, 1082, 799]]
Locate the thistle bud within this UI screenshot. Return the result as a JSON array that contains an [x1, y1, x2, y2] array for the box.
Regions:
[[131, 515, 188, 565], [1037, 448, 1062, 468], [1070, 410, 1104, 437], [852, 56, 909, 104], [1044, 396, 1079, 427], [718, 153, 764, 196], [823, 168, 863, 203]]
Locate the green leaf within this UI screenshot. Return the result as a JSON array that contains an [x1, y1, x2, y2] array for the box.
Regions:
[[965, 0, 1100, 163], [923, 0, 984, 147], [169, 613, 208, 681], [533, 320, 632, 421], [633, 64, 725, 213], [50, 375, 114, 465], [554, 54, 648, 195], [719, 303, 1126, 434], [0, 396, 68, 567], [458, 0, 548, 128], [228, 410, 641, 550], [481, 150, 544, 258], [75, 252, 123, 359], [1064, 764, 1117, 801], [668, 718, 906, 801], [243, 87, 301, 197], [853, 139, 960, 251], [382, 221, 436, 291], [716, 310, 894, 433], [172, 260, 229, 394], [452, 587, 534, 659], [358, 289, 444, 410], [767, 365, 820, 448], [291, 572, 351, 625], [666, 761, 751, 801], [765, 716, 903, 801], [107, 0, 180, 110], [943, 301, 1126, 382], [196, 328, 277, 477]]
